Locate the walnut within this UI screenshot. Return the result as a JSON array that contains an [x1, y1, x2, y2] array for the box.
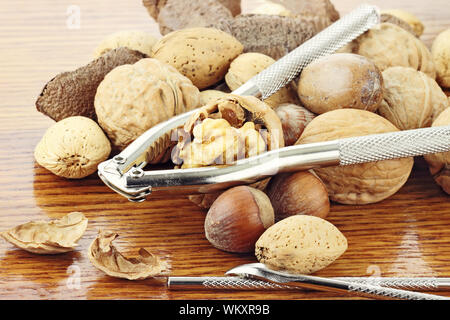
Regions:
[[94, 58, 200, 151], [377, 67, 449, 130], [175, 94, 284, 208], [432, 28, 450, 88], [34, 116, 111, 179], [176, 94, 284, 168], [424, 107, 450, 194], [354, 23, 436, 79], [381, 9, 424, 36], [93, 30, 158, 58], [225, 52, 298, 108], [296, 109, 414, 205]]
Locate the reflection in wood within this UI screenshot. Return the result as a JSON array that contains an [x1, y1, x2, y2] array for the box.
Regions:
[[0, 0, 449, 300]]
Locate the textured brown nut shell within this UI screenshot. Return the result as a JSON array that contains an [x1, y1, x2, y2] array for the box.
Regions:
[[199, 90, 231, 106], [1, 212, 88, 254], [94, 58, 200, 151], [152, 27, 243, 89], [209, 14, 316, 60], [424, 107, 450, 194], [380, 13, 418, 36], [34, 116, 111, 179], [156, 0, 233, 35], [296, 109, 414, 204], [297, 53, 384, 114], [266, 171, 330, 221], [88, 230, 169, 280], [378, 67, 449, 130], [93, 30, 158, 58], [225, 52, 299, 107], [432, 28, 450, 88], [381, 9, 424, 36], [204, 186, 274, 253], [142, 0, 240, 21], [271, 0, 339, 32], [255, 215, 347, 274], [36, 47, 147, 122], [274, 103, 315, 146], [354, 23, 436, 79]]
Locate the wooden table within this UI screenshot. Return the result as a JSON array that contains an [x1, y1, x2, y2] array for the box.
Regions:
[[0, 0, 449, 300]]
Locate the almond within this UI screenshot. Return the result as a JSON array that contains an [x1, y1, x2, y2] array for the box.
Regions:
[[152, 27, 243, 89], [255, 215, 347, 274]]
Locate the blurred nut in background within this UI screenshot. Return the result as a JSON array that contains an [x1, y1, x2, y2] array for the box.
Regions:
[[274, 103, 315, 146], [296, 109, 414, 205], [424, 107, 450, 195], [225, 52, 298, 107], [432, 28, 450, 88], [94, 58, 200, 150], [378, 67, 449, 130], [381, 9, 424, 36], [250, 1, 293, 16], [297, 53, 384, 114], [255, 215, 347, 274], [143, 0, 234, 35], [93, 30, 158, 58], [354, 23, 436, 79], [34, 116, 111, 179], [204, 186, 274, 253], [266, 171, 330, 221], [152, 27, 243, 89]]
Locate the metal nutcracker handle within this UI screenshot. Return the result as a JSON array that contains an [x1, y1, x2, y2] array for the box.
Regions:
[[99, 125, 450, 202], [97, 4, 381, 201]]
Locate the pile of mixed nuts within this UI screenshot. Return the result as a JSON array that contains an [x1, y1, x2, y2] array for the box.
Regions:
[[2, 0, 450, 280]]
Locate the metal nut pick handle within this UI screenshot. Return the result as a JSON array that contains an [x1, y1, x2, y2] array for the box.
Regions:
[[225, 263, 450, 300], [97, 4, 381, 200], [167, 276, 450, 291]]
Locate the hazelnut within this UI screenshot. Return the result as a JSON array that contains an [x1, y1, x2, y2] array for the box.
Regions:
[[297, 53, 384, 114], [204, 186, 274, 253], [266, 171, 330, 221], [274, 103, 315, 146]]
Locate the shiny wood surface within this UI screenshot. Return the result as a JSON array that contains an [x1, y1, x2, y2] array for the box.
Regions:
[[0, 0, 449, 300]]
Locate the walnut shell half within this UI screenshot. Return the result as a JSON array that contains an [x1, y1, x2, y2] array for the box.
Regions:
[[175, 94, 284, 168], [296, 109, 414, 205], [175, 94, 283, 208]]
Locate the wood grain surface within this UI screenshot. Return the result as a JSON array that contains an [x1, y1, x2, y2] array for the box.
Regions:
[[0, 0, 449, 300]]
